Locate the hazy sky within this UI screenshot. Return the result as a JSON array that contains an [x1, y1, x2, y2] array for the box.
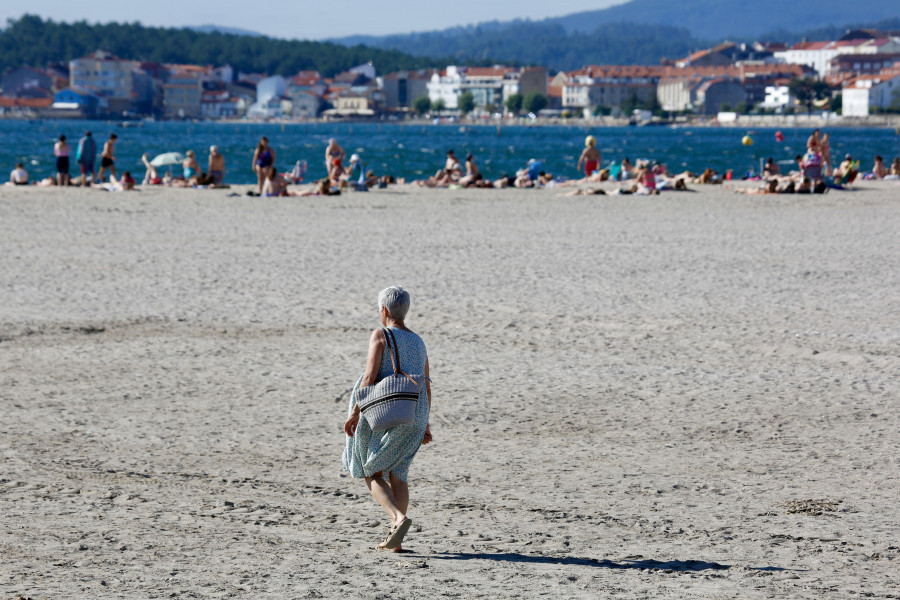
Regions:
[[1, 1, 624, 40]]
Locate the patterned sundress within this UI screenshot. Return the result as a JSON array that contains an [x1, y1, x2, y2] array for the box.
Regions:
[[342, 327, 429, 482]]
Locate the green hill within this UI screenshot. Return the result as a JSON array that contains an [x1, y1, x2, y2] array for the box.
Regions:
[[0, 15, 436, 77], [550, 0, 900, 40]]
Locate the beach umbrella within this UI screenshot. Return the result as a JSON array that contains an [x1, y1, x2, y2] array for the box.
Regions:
[[150, 152, 185, 167]]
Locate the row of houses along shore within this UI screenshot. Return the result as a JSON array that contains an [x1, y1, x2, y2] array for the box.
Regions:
[[2, 27, 900, 121]]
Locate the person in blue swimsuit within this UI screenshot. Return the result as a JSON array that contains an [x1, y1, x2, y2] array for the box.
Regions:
[[183, 150, 200, 183], [252, 136, 276, 195]]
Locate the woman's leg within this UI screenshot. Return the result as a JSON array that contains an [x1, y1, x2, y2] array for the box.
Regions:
[[365, 473, 406, 527], [386, 472, 410, 552], [255, 165, 264, 194], [388, 472, 409, 515]]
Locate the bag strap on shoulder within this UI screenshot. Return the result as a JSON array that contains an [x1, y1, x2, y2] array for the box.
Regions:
[[381, 328, 400, 375], [382, 328, 418, 385]]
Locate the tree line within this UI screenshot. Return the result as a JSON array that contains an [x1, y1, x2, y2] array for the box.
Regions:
[[0, 15, 441, 77]]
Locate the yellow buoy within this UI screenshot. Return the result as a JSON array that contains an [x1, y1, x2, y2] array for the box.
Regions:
[[741, 135, 753, 146]]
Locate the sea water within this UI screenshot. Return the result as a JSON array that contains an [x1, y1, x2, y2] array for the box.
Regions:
[[2, 119, 898, 184]]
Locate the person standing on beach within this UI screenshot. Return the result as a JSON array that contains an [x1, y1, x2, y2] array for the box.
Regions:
[[98, 133, 118, 182], [807, 129, 821, 155], [208, 146, 225, 186], [820, 133, 832, 175], [252, 136, 275, 195], [325, 138, 345, 181], [54, 134, 70, 186], [343, 286, 432, 552], [76, 131, 96, 184], [577, 135, 601, 177]]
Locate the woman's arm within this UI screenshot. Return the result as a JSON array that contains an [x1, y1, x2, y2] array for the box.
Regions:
[[251, 148, 259, 169], [424, 357, 431, 410], [421, 357, 433, 444], [361, 329, 386, 386]]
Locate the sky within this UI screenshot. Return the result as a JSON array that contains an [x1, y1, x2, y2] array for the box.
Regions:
[[1, 1, 624, 40]]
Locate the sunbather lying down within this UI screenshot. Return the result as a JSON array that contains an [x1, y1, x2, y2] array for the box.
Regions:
[[560, 188, 606, 196], [733, 177, 827, 195]]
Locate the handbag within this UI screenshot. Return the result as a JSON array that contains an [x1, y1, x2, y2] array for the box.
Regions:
[[355, 328, 425, 432]]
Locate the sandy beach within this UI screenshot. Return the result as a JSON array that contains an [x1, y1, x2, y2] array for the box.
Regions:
[[1, 181, 898, 599]]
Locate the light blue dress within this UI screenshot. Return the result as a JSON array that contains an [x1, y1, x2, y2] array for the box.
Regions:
[[342, 327, 429, 482]]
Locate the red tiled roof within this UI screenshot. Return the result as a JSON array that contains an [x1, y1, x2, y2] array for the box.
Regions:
[[292, 71, 321, 86], [790, 41, 831, 51], [0, 97, 53, 108], [466, 66, 515, 77]]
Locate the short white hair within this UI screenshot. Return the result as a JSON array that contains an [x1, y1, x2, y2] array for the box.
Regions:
[[378, 286, 410, 320]]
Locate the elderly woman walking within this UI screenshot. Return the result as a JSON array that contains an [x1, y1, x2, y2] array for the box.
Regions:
[[343, 286, 432, 552]]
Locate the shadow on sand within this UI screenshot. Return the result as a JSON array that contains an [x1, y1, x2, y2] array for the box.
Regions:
[[418, 552, 733, 572]]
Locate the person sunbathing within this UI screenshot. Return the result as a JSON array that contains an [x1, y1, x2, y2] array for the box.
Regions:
[[693, 168, 718, 184], [870, 155, 887, 179], [561, 187, 606, 196], [733, 179, 780, 195], [262, 169, 288, 196], [296, 178, 341, 197], [91, 172, 137, 192], [141, 153, 162, 185], [459, 153, 480, 186]]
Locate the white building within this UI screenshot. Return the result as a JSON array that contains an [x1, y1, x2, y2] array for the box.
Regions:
[[427, 66, 466, 109], [842, 69, 900, 117], [775, 38, 900, 77], [761, 84, 793, 110], [246, 75, 287, 119]]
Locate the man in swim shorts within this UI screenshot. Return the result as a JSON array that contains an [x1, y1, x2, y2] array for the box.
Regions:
[[208, 145, 225, 186], [98, 133, 117, 182], [577, 135, 601, 176]]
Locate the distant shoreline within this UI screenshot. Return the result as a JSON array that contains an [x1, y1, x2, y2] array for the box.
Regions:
[[2, 114, 899, 130]]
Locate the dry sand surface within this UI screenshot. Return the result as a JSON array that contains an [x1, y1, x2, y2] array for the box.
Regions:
[[1, 181, 898, 599]]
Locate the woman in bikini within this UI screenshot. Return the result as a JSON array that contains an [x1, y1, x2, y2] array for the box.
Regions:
[[325, 138, 345, 181]]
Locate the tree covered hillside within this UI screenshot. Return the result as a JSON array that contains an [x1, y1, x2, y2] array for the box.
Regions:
[[336, 20, 700, 70], [550, 0, 900, 39], [0, 15, 437, 76]]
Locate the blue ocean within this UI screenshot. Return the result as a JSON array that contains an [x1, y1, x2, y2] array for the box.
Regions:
[[2, 119, 898, 184]]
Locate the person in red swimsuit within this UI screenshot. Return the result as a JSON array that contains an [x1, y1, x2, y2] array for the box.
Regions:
[[577, 135, 601, 176]]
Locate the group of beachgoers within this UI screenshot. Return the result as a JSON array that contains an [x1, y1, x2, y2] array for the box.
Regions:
[[415, 149, 554, 189], [735, 129, 900, 195], [7, 130, 900, 196], [4, 132, 401, 197], [245, 137, 401, 197], [4, 130, 231, 192]]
